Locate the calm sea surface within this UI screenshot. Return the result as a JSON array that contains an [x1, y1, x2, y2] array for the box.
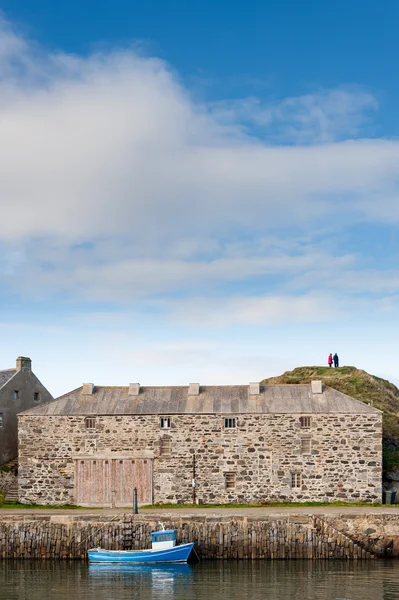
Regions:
[[0, 560, 398, 600]]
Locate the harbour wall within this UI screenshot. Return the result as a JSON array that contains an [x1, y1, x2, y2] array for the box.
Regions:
[[0, 513, 398, 559]]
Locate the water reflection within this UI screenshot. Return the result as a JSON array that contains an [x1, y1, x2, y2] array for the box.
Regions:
[[89, 563, 193, 598], [0, 560, 398, 600]]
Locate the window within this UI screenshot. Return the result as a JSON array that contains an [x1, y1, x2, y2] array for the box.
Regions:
[[301, 438, 311, 454], [224, 418, 236, 429], [291, 472, 302, 488], [225, 472, 236, 489], [160, 437, 171, 456], [13, 390, 19, 401], [160, 417, 171, 429], [34, 392, 40, 402], [299, 416, 311, 429], [85, 417, 96, 429], [0, 414, 3, 427]]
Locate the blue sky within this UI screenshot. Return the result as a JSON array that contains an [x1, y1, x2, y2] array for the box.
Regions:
[[1, 2, 399, 395]]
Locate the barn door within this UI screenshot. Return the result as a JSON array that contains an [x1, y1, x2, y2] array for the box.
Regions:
[[75, 459, 112, 505], [75, 458, 152, 506], [114, 459, 153, 506]]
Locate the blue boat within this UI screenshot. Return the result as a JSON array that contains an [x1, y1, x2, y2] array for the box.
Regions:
[[88, 528, 194, 564]]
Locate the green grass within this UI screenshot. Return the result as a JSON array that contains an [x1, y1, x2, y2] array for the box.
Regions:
[[0, 501, 93, 509], [140, 501, 388, 509], [0, 500, 392, 510]]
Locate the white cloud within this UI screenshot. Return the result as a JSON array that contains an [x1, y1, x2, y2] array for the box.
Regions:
[[1, 243, 355, 302], [209, 87, 379, 143], [0, 16, 397, 253], [0, 17, 398, 335], [168, 293, 332, 326]]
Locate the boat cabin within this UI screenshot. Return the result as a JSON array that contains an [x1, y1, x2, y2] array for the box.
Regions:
[[151, 529, 177, 551]]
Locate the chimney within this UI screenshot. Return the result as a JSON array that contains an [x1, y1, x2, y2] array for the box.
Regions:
[[249, 382, 260, 395], [129, 383, 140, 396], [311, 380, 323, 394], [16, 357, 31, 372], [188, 383, 200, 396], [82, 383, 95, 395]]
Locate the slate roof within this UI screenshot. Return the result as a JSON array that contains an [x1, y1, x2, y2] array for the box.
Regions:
[[0, 369, 16, 390], [22, 384, 381, 416]]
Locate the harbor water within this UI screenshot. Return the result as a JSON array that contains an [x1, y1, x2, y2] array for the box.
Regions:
[[0, 560, 398, 600]]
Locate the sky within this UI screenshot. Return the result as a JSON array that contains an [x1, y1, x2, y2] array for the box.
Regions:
[[1, 1, 399, 396]]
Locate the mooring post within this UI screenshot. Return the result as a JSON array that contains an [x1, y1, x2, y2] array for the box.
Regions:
[[133, 487, 138, 514]]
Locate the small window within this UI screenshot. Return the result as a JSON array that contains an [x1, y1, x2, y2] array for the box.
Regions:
[[225, 472, 236, 489], [13, 390, 19, 401], [291, 472, 302, 488], [85, 417, 96, 429], [299, 416, 311, 429], [224, 418, 236, 429], [0, 414, 3, 427], [160, 437, 171, 456], [34, 392, 40, 402], [166, 534, 172, 541], [160, 417, 171, 429], [301, 438, 311, 454]]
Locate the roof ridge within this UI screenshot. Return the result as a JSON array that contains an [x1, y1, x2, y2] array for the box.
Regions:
[[55, 386, 82, 401]]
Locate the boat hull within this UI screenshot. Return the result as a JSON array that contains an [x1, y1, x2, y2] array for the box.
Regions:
[[88, 542, 195, 564]]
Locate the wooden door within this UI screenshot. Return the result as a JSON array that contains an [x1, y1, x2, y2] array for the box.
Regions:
[[75, 458, 152, 506], [132, 458, 152, 505], [75, 459, 111, 505]]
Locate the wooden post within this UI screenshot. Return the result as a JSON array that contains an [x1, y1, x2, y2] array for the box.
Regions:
[[192, 453, 196, 504]]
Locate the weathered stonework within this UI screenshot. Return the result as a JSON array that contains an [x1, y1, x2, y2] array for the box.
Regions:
[[18, 411, 382, 505], [0, 513, 398, 559]]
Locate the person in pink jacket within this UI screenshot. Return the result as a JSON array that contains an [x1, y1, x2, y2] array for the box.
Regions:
[[328, 353, 333, 367]]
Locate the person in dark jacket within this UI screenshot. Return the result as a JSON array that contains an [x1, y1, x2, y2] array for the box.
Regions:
[[333, 353, 339, 368]]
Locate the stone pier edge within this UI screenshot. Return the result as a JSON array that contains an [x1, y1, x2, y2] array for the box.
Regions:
[[0, 512, 398, 559]]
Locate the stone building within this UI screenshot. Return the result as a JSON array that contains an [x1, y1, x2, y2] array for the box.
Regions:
[[0, 357, 53, 465], [18, 381, 382, 506]]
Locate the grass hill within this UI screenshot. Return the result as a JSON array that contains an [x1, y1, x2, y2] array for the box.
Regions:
[[261, 366, 399, 478]]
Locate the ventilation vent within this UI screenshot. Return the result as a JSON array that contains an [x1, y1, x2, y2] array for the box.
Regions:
[[129, 383, 140, 396], [188, 383, 200, 396], [311, 380, 323, 394], [85, 417, 96, 429], [82, 383, 95, 395]]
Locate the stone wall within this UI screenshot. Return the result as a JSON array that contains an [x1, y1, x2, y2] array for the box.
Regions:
[[0, 513, 398, 559], [18, 412, 382, 505]]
